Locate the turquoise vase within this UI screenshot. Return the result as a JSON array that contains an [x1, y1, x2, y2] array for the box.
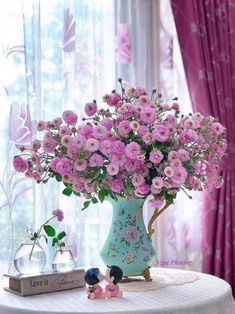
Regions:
[[100, 197, 156, 277]]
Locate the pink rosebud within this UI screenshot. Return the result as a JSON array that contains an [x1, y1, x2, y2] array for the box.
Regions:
[[37, 120, 45, 131], [52, 209, 64, 222], [32, 139, 41, 151], [31, 153, 41, 165], [52, 117, 63, 126]]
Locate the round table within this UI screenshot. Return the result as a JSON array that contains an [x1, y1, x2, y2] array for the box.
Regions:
[[0, 268, 234, 314]]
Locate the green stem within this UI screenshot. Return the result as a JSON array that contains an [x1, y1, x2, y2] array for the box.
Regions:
[[29, 216, 55, 260]]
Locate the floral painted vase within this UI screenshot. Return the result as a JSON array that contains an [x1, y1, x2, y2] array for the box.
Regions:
[[100, 197, 156, 278]]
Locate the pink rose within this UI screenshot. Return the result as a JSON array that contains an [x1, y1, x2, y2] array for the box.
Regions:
[[62, 110, 78, 125], [149, 149, 163, 164], [13, 156, 28, 172], [89, 154, 104, 167], [56, 157, 73, 175], [74, 159, 87, 171], [152, 125, 169, 142], [171, 166, 188, 185], [85, 138, 99, 152], [84, 102, 97, 116], [125, 142, 141, 160], [111, 178, 124, 193], [140, 107, 157, 124], [42, 137, 57, 153], [118, 120, 131, 136], [135, 183, 150, 195], [107, 163, 119, 176], [52, 209, 64, 222]]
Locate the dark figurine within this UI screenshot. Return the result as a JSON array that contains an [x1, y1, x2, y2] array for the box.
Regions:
[[104, 265, 123, 298], [84, 267, 105, 299]]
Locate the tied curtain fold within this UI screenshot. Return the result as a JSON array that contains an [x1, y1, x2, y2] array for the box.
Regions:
[[171, 0, 235, 292]]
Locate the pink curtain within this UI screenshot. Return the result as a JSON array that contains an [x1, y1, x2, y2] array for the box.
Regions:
[[171, 0, 235, 293]]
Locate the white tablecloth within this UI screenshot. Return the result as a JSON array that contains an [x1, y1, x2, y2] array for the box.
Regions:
[[0, 268, 234, 314]]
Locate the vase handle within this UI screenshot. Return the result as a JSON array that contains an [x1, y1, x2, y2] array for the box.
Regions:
[[147, 201, 173, 239]]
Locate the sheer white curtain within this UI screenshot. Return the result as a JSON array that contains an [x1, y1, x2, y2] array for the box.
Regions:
[[0, 0, 202, 275]]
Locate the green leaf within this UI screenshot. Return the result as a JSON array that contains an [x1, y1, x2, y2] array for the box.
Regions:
[[63, 181, 72, 188], [155, 142, 166, 151], [84, 169, 99, 179], [58, 231, 66, 240], [43, 225, 56, 237], [62, 187, 73, 196], [94, 181, 99, 193], [55, 174, 62, 182], [98, 172, 106, 180], [102, 188, 110, 196], [165, 193, 176, 202], [184, 163, 194, 173], [73, 191, 81, 197], [82, 200, 90, 210], [91, 197, 98, 204], [52, 238, 58, 247], [109, 191, 118, 201], [98, 190, 105, 203]]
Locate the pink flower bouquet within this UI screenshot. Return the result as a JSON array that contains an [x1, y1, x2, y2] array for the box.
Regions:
[[13, 79, 227, 210]]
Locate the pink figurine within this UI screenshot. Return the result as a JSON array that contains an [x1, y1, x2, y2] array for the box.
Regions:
[[104, 265, 123, 298], [84, 268, 106, 300]]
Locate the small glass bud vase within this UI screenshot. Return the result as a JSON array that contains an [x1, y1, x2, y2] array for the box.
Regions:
[[52, 248, 75, 272], [14, 241, 46, 275]]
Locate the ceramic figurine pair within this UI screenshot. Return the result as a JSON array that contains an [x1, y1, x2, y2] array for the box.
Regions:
[[84, 265, 123, 299]]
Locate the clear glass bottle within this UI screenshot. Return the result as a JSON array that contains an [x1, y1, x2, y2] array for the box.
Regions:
[[14, 225, 46, 275], [14, 241, 46, 275], [52, 248, 75, 272]]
